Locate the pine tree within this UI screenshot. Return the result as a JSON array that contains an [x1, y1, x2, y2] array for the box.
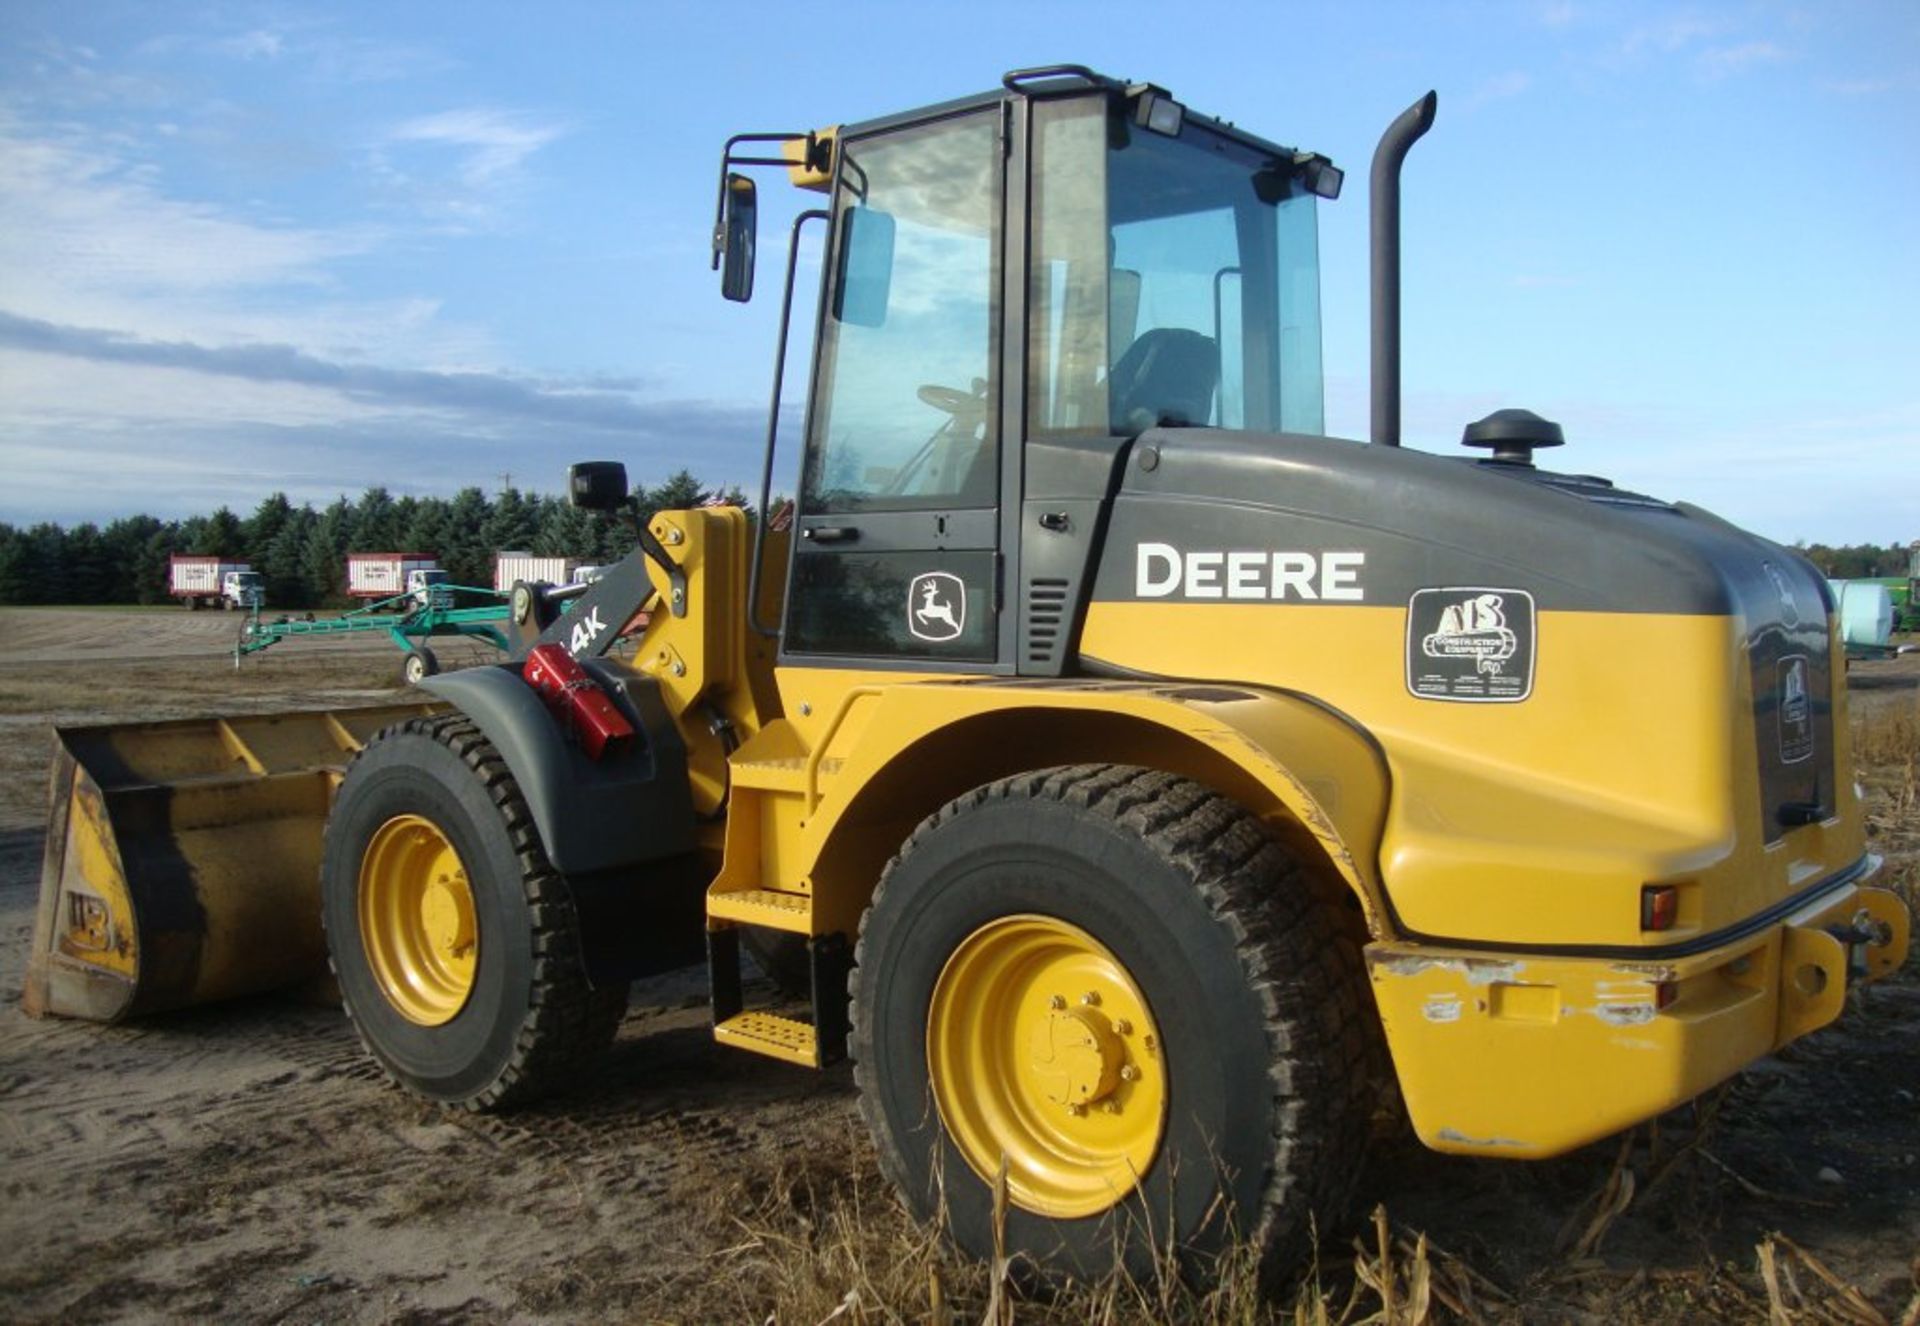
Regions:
[[264, 506, 316, 608], [0, 525, 28, 604], [243, 494, 293, 568], [101, 515, 163, 603], [353, 486, 402, 552], [440, 488, 492, 589], [201, 507, 246, 560], [303, 498, 353, 605]]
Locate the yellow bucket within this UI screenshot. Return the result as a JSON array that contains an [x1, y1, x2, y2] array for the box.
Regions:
[[24, 703, 438, 1022]]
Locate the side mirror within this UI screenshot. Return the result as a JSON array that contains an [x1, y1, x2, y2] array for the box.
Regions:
[[719, 173, 757, 302], [568, 461, 629, 511], [832, 205, 895, 328]]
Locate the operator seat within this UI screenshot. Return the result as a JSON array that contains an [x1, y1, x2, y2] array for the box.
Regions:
[[1109, 327, 1219, 433]]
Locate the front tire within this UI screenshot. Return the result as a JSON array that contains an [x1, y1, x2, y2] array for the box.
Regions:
[[851, 765, 1372, 1281], [321, 715, 626, 1110]]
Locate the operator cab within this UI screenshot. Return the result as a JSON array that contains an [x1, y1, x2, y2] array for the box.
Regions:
[[714, 67, 1340, 674]]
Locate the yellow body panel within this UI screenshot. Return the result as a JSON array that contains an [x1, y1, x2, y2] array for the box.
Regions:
[[715, 667, 1392, 940], [1079, 602, 1866, 948], [1368, 878, 1909, 1156]]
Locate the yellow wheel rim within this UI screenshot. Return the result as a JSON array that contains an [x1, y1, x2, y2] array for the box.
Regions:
[[358, 814, 478, 1026], [927, 914, 1166, 1218]]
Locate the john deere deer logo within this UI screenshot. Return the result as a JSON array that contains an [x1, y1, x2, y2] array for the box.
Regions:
[[908, 572, 965, 643]]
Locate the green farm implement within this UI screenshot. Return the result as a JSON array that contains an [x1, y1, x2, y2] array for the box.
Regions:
[[236, 579, 513, 683]]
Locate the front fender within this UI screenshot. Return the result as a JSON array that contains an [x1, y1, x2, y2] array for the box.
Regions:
[[419, 661, 695, 875]]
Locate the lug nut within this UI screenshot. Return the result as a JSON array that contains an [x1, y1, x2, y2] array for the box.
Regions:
[[1080, 991, 1101, 1007], [1120, 1064, 1140, 1082], [1067, 1102, 1087, 1117], [1113, 1019, 1132, 1036], [1048, 994, 1066, 1010]]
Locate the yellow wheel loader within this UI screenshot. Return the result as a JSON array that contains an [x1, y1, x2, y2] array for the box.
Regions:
[[25, 66, 1910, 1282]]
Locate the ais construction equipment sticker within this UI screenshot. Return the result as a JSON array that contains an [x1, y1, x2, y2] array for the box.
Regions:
[[1406, 588, 1535, 703]]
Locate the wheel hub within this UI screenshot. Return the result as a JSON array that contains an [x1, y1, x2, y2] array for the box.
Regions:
[[927, 914, 1166, 1218], [1028, 1006, 1123, 1109], [358, 815, 478, 1026]]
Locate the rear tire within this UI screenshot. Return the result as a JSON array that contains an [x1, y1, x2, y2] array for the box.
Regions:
[[321, 715, 627, 1110], [851, 764, 1372, 1282]]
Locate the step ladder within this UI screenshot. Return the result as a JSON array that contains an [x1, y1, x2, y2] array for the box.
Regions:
[[704, 716, 857, 1068], [707, 920, 850, 1069]]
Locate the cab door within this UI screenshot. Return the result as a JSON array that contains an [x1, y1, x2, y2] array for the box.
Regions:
[[782, 106, 1007, 669]]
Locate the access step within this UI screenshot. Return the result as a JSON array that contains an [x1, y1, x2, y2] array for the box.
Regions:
[[705, 926, 850, 1070], [706, 887, 812, 934], [714, 1011, 817, 1067]]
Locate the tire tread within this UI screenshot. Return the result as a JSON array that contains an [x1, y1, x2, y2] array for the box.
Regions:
[[849, 762, 1373, 1277], [325, 714, 626, 1112]]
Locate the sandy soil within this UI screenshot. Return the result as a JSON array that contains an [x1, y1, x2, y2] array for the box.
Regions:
[[0, 610, 1913, 1323]]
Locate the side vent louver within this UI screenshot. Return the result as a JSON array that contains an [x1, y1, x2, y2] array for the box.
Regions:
[[1025, 578, 1070, 667]]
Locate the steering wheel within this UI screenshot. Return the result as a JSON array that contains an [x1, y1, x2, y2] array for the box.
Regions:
[[917, 381, 987, 415]]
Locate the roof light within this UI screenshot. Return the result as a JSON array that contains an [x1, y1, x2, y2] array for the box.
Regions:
[[1296, 152, 1344, 200], [1131, 86, 1185, 137]]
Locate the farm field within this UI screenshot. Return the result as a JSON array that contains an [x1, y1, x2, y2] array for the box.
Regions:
[[0, 608, 1914, 1323]]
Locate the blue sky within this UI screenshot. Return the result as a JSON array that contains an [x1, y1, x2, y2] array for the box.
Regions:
[[0, 1, 1914, 544]]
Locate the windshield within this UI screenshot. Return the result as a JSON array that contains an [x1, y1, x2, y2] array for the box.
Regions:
[[1028, 96, 1325, 439]]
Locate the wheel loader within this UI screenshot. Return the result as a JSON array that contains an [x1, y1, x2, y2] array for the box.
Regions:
[[24, 66, 1910, 1281]]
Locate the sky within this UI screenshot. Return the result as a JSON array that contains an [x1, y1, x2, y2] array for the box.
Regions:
[[0, 0, 1914, 545]]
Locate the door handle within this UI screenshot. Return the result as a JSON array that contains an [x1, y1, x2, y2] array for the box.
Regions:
[[803, 526, 860, 543]]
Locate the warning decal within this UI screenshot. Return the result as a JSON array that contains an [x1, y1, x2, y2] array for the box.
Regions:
[[1406, 587, 1536, 703]]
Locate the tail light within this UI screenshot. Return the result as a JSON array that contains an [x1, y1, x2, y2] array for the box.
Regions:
[[1640, 884, 1679, 932]]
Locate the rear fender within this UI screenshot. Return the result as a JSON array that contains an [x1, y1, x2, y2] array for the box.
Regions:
[[795, 681, 1393, 935], [419, 660, 696, 875]]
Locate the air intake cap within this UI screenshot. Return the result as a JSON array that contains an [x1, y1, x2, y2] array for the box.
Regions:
[[1462, 408, 1565, 467]]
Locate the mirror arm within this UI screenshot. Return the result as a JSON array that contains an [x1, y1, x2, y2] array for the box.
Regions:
[[747, 207, 831, 639], [711, 132, 818, 270]]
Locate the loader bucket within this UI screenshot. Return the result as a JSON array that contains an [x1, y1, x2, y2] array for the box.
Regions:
[[23, 703, 440, 1023]]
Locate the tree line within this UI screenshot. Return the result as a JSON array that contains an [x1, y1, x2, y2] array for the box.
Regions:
[[1795, 542, 1917, 582], [0, 470, 745, 608], [2, 487, 1908, 610]]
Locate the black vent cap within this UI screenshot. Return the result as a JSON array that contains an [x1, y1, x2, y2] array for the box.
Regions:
[[1462, 408, 1565, 466]]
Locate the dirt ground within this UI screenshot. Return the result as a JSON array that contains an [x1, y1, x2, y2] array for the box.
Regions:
[[0, 607, 1914, 1324]]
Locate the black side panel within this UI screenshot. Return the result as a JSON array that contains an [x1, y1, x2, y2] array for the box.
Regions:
[[418, 662, 696, 876], [1016, 434, 1132, 675]]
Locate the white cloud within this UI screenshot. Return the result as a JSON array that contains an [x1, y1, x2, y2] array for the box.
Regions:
[[217, 30, 284, 61], [0, 117, 372, 303], [1698, 40, 1788, 78], [1823, 77, 1897, 96], [1621, 15, 1723, 56], [386, 108, 568, 189]]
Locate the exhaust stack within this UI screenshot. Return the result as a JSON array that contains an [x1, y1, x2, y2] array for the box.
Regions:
[[1370, 91, 1438, 447]]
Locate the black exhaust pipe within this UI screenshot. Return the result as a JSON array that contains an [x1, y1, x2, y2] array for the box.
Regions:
[[1370, 91, 1438, 447]]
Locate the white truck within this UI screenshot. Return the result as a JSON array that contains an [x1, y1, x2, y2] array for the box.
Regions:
[[346, 553, 440, 600], [405, 568, 450, 606], [169, 556, 263, 611], [492, 552, 580, 592]]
